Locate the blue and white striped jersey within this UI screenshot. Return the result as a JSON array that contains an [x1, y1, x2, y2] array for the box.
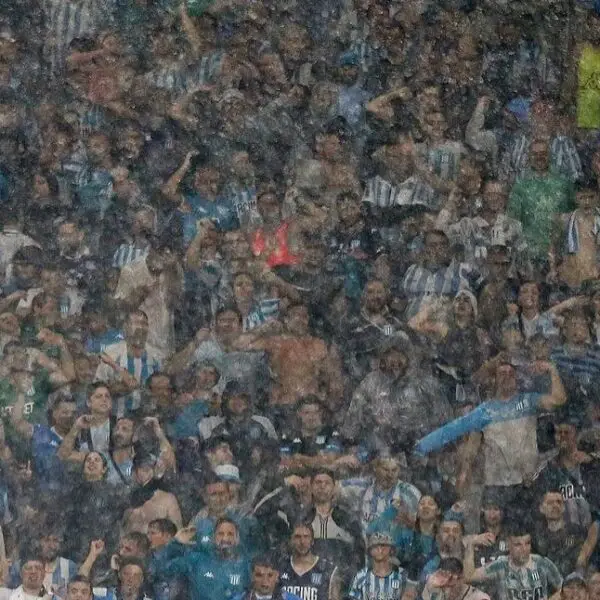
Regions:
[[349, 566, 415, 600]]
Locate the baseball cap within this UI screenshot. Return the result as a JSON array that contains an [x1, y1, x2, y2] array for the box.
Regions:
[[215, 464, 241, 484], [367, 532, 395, 549]]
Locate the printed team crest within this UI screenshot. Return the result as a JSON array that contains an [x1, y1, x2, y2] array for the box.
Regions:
[[311, 573, 322, 586]]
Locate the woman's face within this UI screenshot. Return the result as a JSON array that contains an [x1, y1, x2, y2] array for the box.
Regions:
[[453, 295, 474, 322], [83, 452, 107, 481], [418, 496, 440, 522], [233, 274, 254, 302], [518, 284, 539, 311], [134, 464, 154, 487], [32, 174, 50, 200]]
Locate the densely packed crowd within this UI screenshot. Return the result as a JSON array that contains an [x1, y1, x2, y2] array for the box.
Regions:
[[1, 0, 600, 599]]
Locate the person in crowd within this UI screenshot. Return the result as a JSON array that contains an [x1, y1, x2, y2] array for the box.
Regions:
[[233, 555, 303, 600], [348, 532, 416, 600], [152, 518, 250, 600], [0, 2, 599, 600], [278, 523, 342, 600], [300, 468, 365, 579], [533, 490, 589, 576], [422, 558, 490, 600], [464, 523, 563, 600]]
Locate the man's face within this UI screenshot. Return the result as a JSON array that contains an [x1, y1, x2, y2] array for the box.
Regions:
[[87, 134, 111, 166], [518, 284, 539, 311], [311, 473, 335, 504], [88, 386, 112, 416], [223, 232, 250, 261], [576, 190, 598, 212], [205, 482, 231, 514], [227, 394, 248, 416], [258, 53, 287, 87], [297, 403, 322, 432], [509, 535, 531, 566], [555, 423, 577, 453], [21, 560, 44, 590], [253, 566, 279, 596], [541, 493, 565, 521], [117, 129, 144, 161], [439, 522, 462, 552], [424, 232, 449, 267], [3, 344, 29, 372], [362, 281, 387, 313], [565, 316, 590, 346], [194, 168, 220, 199], [208, 442, 233, 466], [380, 349, 409, 379], [13, 261, 38, 285], [280, 26, 309, 64], [119, 537, 142, 559], [0, 38, 17, 62], [483, 182, 508, 213], [57, 223, 83, 253], [374, 459, 400, 490], [150, 375, 172, 403], [0, 313, 20, 337], [285, 306, 309, 336], [40, 535, 61, 561], [214, 522, 238, 551], [290, 526, 313, 557], [336, 196, 361, 227], [67, 581, 92, 600], [40, 268, 64, 296], [495, 364, 517, 395], [529, 142, 549, 172], [369, 544, 393, 562], [424, 111, 447, 141], [119, 565, 143, 595], [483, 506, 502, 528], [113, 418, 134, 449], [125, 313, 149, 347], [233, 274, 254, 302], [147, 525, 172, 550], [216, 310, 242, 340], [132, 210, 154, 238]]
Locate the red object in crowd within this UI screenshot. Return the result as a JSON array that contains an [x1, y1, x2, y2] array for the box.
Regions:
[[251, 222, 301, 268]]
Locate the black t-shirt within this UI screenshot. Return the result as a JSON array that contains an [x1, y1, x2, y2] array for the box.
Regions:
[[279, 556, 338, 600], [280, 427, 344, 458], [533, 523, 587, 576]]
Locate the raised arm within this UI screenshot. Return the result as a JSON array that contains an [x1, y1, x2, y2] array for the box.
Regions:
[[536, 361, 567, 411], [57, 415, 89, 463], [161, 150, 198, 204]]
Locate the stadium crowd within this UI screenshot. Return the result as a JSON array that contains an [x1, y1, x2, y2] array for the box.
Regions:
[[1, 0, 600, 599]]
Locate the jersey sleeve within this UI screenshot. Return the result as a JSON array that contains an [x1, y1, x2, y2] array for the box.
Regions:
[[348, 569, 366, 599], [414, 404, 490, 455], [481, 557, 507, 580], [541, 557, 563, 593]]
